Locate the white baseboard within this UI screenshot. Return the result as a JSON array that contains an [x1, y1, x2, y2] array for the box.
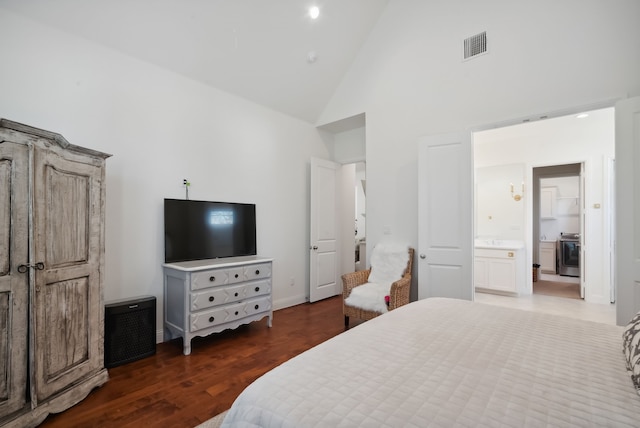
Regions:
[[273, 294, 307, 311]]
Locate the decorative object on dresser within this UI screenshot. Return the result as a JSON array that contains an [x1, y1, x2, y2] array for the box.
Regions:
[[0, 119, 110, 427], [163, 257, 273, 355]]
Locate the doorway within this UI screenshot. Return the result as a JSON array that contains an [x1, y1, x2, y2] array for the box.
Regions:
[[533, 165, 582, 299], [308, 159, 365, 302], [354, 162, 366, 271], [473, 107, 615, 305], [311, 113, 366, 302]]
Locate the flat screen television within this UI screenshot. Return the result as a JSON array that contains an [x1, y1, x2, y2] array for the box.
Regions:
[[164, 198, 257, 263]]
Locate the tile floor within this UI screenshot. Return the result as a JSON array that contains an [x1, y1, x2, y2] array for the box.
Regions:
[[539, 272, 580, 283], [474, 290, 617, 326]]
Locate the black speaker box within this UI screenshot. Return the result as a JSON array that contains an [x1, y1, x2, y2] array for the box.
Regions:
[[104, 296, 156, 368]]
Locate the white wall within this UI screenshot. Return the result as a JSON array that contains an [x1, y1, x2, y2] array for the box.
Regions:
[[0, 10, 331, 335], [318, 0, 639, 299], [475, 164, 526, 240], [333, 127, 366, 164]]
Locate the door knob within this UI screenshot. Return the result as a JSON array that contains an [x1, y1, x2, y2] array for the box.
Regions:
[[420, 254, 426, 259], [311, 245, 318, 250]]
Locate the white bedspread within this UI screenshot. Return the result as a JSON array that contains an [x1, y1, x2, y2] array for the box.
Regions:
[[222, 298, 640, 427]]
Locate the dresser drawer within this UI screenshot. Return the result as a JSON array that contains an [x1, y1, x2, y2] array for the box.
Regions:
[[192, 269, 229, 290], [227, 267, 246, 284], [244, 279, 271, 299], [190, 283, 247, 311], [243, 296, 272, 316], [244, 263, 272, 281], [191, 266, 246, 291], [475, 248, 518, 259], [190, 302, 246, 332]]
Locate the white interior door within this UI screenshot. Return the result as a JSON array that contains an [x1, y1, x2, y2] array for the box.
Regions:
[[615, 96, 640, 325], [418, 132, 473, 300], [309, 157, 340, 302]]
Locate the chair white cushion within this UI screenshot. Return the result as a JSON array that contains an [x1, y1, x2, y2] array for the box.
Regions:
[[367, 243, 409, 285], [344, 243, 410, 313], [344, 282, 389, 313]]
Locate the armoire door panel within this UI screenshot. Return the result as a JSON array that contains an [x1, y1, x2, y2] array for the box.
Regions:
[[43, 277, 89, 380], [0, 159, 11, 276], [45, 166, 90, 267], [33, 147, 104, 402], [0, 292, 11, 399], [0, 141, 29, 419]]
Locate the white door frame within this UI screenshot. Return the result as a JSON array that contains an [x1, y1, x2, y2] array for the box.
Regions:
[[470, 99, 616, 304]]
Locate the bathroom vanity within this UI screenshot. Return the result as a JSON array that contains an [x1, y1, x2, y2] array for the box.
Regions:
[[474, 240, 526, 295]]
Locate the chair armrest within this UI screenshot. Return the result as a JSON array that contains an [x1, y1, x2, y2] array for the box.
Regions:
[[388, 275, 411, 310], [342, 269, 371, 297]]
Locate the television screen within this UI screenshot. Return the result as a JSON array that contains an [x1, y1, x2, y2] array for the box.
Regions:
[[164, 198, 257, 263]]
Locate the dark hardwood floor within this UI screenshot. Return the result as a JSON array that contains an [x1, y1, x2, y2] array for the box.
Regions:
[[40, 296, 356, 428]]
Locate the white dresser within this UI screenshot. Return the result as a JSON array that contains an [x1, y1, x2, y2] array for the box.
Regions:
[[163, 256, 273, 355]]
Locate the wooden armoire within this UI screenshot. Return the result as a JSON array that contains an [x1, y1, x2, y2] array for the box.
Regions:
[[0, 120, 110, 427]]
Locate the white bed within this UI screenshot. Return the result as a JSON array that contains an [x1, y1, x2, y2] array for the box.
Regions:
[[222, 298, 640, 427]]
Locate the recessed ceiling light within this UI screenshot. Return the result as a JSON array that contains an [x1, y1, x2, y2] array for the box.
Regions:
[[576, 113, 589, 119], [309, 6, 320, 19]]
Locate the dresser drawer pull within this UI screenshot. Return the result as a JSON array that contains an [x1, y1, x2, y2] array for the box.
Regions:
[[234, 311, 239, 316], [209, 316, 215, 323], [254, 304, 259, 310], [255, 286, 260, 292], [234, 292, 239, 297], [255, 269, 260, 275], [235, 274, 239, 278], [209, 296, 215, 302], [209, 276, 215, 282]]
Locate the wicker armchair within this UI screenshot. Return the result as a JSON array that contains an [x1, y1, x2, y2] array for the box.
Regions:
[[342, 247, 414, 328]]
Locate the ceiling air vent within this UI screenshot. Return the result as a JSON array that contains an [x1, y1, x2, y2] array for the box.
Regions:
[[463, 31, 487, 60]]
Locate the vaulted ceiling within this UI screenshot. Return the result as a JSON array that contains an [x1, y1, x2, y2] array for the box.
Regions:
[[0, 0, 389, 124]]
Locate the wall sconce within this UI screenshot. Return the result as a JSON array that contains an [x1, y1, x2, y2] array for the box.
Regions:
[[510, 182, 524, 201]]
